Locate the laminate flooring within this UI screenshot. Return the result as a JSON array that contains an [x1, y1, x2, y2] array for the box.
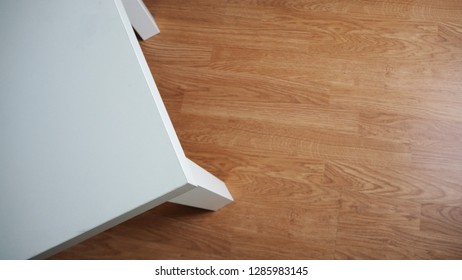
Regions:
[[52, 0, 462, 259]]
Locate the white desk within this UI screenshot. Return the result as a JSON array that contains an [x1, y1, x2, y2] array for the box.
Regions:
[[0, 0, 233, 259]]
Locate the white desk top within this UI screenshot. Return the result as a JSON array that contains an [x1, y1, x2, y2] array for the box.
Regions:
[[0, 0, 193, 259]]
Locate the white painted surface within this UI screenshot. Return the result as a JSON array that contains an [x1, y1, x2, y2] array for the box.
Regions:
[[122, 0, 160, 39], [170, 159, 234, 211], [0, 0, 191, 260]]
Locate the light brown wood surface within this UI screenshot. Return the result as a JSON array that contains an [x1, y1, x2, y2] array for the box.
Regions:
[[52, 0, 462, 259]]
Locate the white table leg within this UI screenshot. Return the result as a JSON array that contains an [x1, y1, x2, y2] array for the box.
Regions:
[[169, 159, 234, 211], [122, 0, 160, 40]]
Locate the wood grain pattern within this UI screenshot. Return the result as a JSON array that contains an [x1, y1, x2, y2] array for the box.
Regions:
[[421, 204, 462, 236], [52, 0, 462, 259]]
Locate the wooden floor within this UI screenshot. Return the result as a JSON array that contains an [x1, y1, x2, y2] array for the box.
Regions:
[[53, 0, 462, 259]]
